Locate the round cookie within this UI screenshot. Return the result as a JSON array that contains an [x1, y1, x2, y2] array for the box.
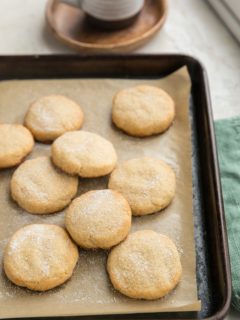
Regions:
[[51, 131, 117, 178], [10, 156, 78, 214], [24, 95, 84, 142], [107, 230, 182, 300], [4, 224, 79, 291], [65, 189, 131, 249], [0, 124, 34, 169], [108, 157, 175, 216], [112, 85, 175, 137]]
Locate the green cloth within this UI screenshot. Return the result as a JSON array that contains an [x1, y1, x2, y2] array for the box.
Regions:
[[215, 116, 240, 310]]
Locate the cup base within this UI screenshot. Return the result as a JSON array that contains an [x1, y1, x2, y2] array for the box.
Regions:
[[85, 11, 142, 30]]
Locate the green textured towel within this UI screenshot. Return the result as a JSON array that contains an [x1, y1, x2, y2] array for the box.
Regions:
[[215, 116, 240, 310]]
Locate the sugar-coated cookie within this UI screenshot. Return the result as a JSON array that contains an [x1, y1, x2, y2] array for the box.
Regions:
[[51, 131, 117, 178], [107, 230, 182, 300], [10, 156, 78, 214], [4, 224, 79, 291], [112, 85, 175, 137], [24, 95, 84, 142], [0, 124, 34, 169], [65, 189, 131, 249], [108, 157, 176, 216]]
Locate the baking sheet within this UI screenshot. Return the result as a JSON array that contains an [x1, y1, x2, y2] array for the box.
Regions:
[[0, 67, 201, 318]]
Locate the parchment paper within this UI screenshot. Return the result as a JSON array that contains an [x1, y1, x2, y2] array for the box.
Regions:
[[0, 67, 201, 318]]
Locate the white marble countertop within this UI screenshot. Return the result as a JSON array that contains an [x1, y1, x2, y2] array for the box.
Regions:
[[0, 0, 240, 318]]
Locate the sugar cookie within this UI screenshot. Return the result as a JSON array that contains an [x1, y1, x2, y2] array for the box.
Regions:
[[4, 224, 79, 291], [24, 95, 84, 142], [52, 131, 117, 178], [65, 189, 131, 249], [107, 230, 182, 300], [11, 156, 78, 214], [112, 85, 175, 137], [0, 124, 34, 169], [108, 157, 175, 216]]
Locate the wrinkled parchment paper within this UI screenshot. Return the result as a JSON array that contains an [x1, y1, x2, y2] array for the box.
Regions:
[[0, 67, 201, 318]]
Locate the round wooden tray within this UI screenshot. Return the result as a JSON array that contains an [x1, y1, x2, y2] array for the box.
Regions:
[[46, 0, 168, 53]]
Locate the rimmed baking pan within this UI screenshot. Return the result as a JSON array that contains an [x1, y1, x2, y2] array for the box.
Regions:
[[0, 54, 231, 319]]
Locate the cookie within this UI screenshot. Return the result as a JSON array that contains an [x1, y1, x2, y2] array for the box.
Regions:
[[4, 224, 79, 291], [112, 85, 175, 137], [10, 156, 78, 214], [51, 131, 117, 178], [107, 230, 182, 300], [24, 95, 84, 142], [108, 157, 175, 216], [0, 124, 34, 169], [65, 189, 131, 249]]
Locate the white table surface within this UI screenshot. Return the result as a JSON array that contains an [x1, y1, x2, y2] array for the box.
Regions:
[[0, 0, 240, 319]]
